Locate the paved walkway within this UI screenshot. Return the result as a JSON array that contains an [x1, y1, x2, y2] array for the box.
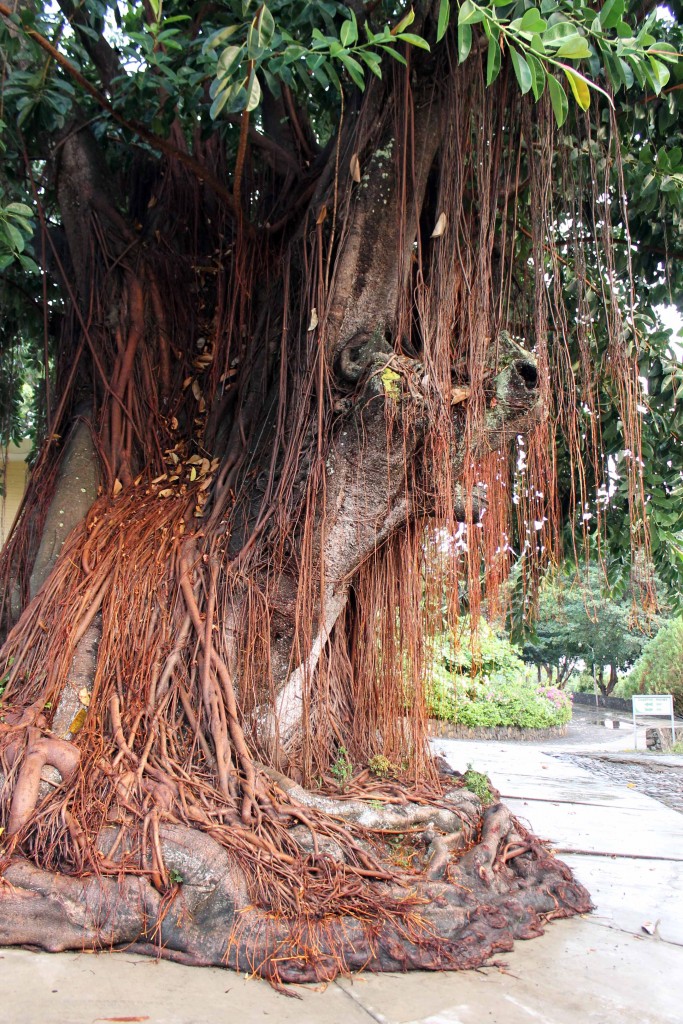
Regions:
[[2, 722, 682, 1024]]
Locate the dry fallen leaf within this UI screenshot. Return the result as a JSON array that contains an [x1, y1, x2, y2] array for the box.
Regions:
[[191, 380, 202, 402], [349, 153, 361, 182], [431, 212, 447, 238], [451, 386, 471, 406], [112, 479, 123, 497], [308, 308, 319, 332], [69, 708, 87, 735], [158, 488, 174, 499], [78, 687, 91, 707], [316, 204, 328, 225]]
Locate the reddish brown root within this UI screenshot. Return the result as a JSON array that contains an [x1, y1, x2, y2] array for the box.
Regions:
[[5, 727, 80, 836], [0, 813, 592, 984]]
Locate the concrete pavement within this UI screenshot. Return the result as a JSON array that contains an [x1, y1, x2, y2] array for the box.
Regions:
[[1, 729, 681, 1024]]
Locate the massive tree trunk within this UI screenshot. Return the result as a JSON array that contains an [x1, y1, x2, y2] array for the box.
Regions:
[[0, 51, 591, 981]]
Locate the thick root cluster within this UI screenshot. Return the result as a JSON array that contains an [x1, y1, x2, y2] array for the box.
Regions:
[[0, 488, 591, 983], [0, 770, 592, 984]]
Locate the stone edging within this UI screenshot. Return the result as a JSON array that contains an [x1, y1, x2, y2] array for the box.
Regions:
[[427, 720, 569, 741], [571, 693, 632, 711]]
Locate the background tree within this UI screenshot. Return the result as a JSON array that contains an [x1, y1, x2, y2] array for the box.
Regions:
[[0, 0, 677, 980], [626, 616, 683, 714], [521, 563, 662, 693]]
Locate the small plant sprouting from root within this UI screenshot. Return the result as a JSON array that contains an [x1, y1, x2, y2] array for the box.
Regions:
[[330, 745, 354, 791], [463, 764, 494, 805], [368, 754, 398, 779]]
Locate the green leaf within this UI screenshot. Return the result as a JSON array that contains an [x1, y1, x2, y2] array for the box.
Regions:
[[509, 47, 532, 95], [599, 0, 624, 31], [543, 19, 577, 44], [563, 67, 590, 110], [458, 22, 472, 64], [283, 44, 305, 64], [210, 85, 232, 119], [338, 52, 366, 90], [547, 74, 568, 126], [458, 1, 485, 26], [625, 54, 646, 90], [530, 32, 546, 55], [555, 35, 591, 60], [259, 6, 275, 46], [397, 32, 431, 49], [247, 5, 275, 57], [217, 44, 244, 78], [203, 23, 240, 53], [486, 36, 501, 86], [393, 8, 416, 33], [340, 11, 358, 47], [379, 44, 407, 66], [17, 253, 39, 273], [648, 42, 678, 64], [244, 70, 262, 111], [521, 8, 546, 33], [4, 202, 33, 219], [437, 0, 451, 42], [647, 57, 670, 93], [360, 50, 383, 78], [527, 52, 546, 100], [3, 222, 25, 251]]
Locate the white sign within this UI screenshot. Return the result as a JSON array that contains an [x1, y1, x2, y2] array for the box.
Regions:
[[632, 693, 675, 749], [632, 694, 674, 716]]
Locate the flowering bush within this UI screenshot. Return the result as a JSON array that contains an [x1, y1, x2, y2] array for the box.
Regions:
[[425, 621, 572, 729]]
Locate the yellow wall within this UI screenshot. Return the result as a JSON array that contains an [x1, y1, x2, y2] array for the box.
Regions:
[[1, 440, 31, 546]]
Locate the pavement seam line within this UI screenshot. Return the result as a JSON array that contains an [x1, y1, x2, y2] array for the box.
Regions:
[[586, 917, 683, 948], [334, 979, 394, 1024], [553, 848, 683, 862]]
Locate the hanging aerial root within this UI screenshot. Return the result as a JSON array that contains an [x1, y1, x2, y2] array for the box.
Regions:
[[5, 728, 80, 836]]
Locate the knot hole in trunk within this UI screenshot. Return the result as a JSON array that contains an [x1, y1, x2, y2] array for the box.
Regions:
[[513, 359, 538, 391]]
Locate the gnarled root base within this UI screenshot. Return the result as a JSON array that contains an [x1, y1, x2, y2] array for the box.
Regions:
[[0, 802, 592, 984]]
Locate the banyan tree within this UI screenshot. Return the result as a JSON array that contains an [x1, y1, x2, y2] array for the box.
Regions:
[[0, 0, 673, 981]]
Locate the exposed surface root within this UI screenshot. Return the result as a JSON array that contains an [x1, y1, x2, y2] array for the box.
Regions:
[[0, 794, 592, 983], [0, 483, 592, 983]]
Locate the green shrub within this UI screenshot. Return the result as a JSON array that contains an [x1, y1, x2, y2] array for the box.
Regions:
[[424, 619, 572, 729], [427, 675, 572, 729], [625, 618, 683, 716]]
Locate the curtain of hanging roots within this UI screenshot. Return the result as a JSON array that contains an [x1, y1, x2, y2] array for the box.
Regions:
[[0, 56, 652, 974]]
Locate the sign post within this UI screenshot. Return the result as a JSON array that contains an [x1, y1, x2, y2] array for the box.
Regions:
[[632, 694, 675, 750]]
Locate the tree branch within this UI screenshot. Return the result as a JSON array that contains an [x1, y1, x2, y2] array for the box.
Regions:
[[0, 3, 238, 218], [56, 0, 122, 92]]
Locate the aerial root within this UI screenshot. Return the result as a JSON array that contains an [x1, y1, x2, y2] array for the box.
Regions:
[[4, 726, 80, 836]]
